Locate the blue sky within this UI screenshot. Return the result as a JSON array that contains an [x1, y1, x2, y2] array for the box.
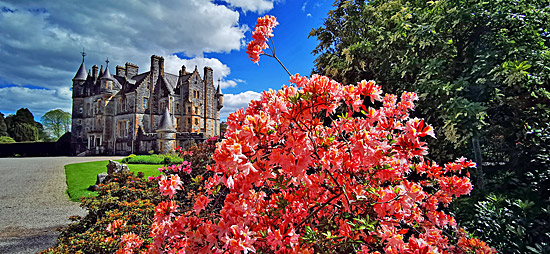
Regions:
[[0, 0, 334, 121]]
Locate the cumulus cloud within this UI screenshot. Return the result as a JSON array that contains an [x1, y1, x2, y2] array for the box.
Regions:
[[0, 86, 72, 119], [163, 55, 245, 90], [220, 91, 262, 120], [222, 0, 276, 14], [0, 0, 249, 115]]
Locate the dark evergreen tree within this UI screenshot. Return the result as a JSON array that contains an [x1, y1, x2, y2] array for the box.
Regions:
[[0, 112, 8, 137], [310, 0, 550, 252]]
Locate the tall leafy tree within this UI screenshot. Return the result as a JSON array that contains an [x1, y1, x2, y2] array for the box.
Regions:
[[311, 0, 550, 252], [5, 108, 45, 142], [41, 109, 71, 141], [311, 0, 549, 162]]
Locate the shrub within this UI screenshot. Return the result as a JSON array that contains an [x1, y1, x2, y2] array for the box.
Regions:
[[0, 135, 15, 144], [120, 154, 183, 165], [120, 154, 136, 163], [42, 171, 164, 254], [121, 15, 495, 254], [45, 139, 220, 253]]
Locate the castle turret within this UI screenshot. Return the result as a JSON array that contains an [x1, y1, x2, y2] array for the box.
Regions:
[[156, 108, 176, 154], [72, 51, 88, 97], [73, 60, 88, 81], [216, 82, 223, 110], [71, 50, 88, 154], [100, 58, 119, 93]]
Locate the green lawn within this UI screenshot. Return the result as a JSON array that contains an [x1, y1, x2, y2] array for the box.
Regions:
[[65, 160, 162, 202]]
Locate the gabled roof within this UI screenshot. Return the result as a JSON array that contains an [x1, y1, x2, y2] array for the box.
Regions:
[[157, 108, 176, 132], [162, 73, 179, 94], [124, 71, 150, 93]]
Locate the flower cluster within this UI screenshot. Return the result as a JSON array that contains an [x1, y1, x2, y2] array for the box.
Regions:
[[158, 161, 192, 174], [158, 174, 182, 198], [135, 73, 494, 253], [115, 14, 494, 254], [246, 15, 278, 63]]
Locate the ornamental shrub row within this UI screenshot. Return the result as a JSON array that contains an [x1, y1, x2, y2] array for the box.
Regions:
[[121, 154, 183, 165]]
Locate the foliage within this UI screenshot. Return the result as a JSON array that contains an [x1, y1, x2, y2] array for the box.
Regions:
[[453, 194, 550, 253], [47, 138, 220, 253], [121, 154, 184, 165], [145, 73, 493, 253], [3, 108, 45, 142], [310, 1, 550, 251], [310, 0, 550, 165], [42, 170, 164, 254], [41, 109, 71, 141], [0, 135, 15, 144], [0, 112, 8, 137], [113, 16, 493, 253], [65, 160, 162, 202]]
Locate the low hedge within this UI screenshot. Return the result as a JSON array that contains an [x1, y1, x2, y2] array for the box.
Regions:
[[121, 154, 183, 165]]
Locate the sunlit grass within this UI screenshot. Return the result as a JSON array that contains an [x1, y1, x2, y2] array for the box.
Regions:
[[65, 160, 162, 202]]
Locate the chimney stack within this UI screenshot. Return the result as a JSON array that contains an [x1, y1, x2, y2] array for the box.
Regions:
[[92, 65, 98, 79]]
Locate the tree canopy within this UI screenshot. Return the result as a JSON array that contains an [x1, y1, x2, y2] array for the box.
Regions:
[[311, 0, 549, 162], [41, 109, 71, 141], [4, 108, 45, 142], [0, 112, 8, 137], [310, 0, 550, 251]]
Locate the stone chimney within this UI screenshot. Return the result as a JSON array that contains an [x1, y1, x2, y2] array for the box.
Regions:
[[116, 65, 125, 76], [92, 65, 98, 79], [203, 66, 213, 86], [159, 56, 164, 77], [150, 55, 164, 81], [179, 65, 187, 76], [125, 62, 139, 78]]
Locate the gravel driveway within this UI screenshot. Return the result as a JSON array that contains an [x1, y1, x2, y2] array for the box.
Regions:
[[0, 156, 122, 254]]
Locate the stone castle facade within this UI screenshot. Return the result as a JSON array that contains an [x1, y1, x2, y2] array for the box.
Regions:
[[71, 53, 223, 155]]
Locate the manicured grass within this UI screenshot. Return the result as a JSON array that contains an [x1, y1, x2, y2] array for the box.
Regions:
[[65, 160, 163, 202]]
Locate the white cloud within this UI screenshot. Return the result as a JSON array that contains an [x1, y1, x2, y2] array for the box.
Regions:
[[0, 0, 249, 115], [222, 0, 276, 13], [0, 1, 246, 88], [0, 86, 72, 119], [221, 90, 261, 120], [302, 1, 308, 11], [163, 55, 244, 90]]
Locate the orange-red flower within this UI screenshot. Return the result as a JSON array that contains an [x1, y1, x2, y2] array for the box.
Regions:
[[246, 15, 278, 63]]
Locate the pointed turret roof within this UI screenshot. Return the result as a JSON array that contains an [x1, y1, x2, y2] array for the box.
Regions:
[[157, 108, 176, 132], [73, 51, 88, 81], [216, 78, 222, 94], [101, 58, 113, 80]]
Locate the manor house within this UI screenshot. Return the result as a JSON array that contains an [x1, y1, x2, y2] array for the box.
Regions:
[[70, 53, 223, 155]]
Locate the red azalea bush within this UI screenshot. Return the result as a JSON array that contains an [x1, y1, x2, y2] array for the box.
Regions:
[[116, 15, 494, 253], [44, 139, 219, 254], [42, 171, 163, 254]]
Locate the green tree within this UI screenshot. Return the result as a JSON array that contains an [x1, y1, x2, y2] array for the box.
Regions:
[[311, 0, 549, 162], [310, 0, 550, 252], [0, 112, 8, 137], [41, 109, 71, 141], [5, 108, 45, 142]]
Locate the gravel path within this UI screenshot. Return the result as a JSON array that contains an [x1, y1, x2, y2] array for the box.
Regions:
[[0, 156, 122, 254]]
